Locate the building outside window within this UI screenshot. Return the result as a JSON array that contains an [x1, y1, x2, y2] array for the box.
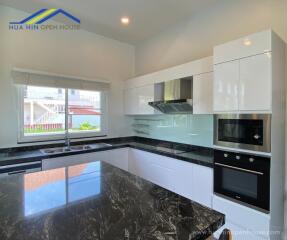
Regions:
[[19, 86, 106, 142]]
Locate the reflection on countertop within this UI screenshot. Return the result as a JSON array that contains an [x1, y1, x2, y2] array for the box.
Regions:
[[24, 161, 101, 216]]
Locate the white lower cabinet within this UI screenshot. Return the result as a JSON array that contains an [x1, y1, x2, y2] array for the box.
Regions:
[[170, 158, 193, 198], [128, 148, 213, 207], [129, 148, 185, 192], [214, 221, 266, 240], [191, 164, 213, 207], [147, 151, 178, 192], [213, 195, 270, 240], [42, 148, 129, 171], [171, 158, 213, 207], [128, 148, 152, 181], [42, 151, 107, 170], [101, 148, 129, 171]]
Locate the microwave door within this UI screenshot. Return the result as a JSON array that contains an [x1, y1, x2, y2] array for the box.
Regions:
[[214, 114, 271, 153]]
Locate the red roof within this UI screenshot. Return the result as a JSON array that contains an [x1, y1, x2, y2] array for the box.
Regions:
[[69, 105, 101, 115]]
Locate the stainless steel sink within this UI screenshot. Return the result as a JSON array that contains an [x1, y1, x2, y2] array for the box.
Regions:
[[40, 143, 112, 155], [40, 147, 72, 154], [70, 145, 93, 151]]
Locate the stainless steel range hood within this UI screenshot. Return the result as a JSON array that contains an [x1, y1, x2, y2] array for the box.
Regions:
[[148, 77, 193, 114]]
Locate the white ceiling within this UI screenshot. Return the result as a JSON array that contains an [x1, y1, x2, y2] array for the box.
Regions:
[[0, 0, 217, 44]]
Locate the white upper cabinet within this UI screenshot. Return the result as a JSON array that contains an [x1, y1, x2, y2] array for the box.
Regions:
[[124, 84, 155, 115], [124, 57, 213, 115], [124, 57, 213, 90], [214, 30, 271, 64], [193, 72, 213, 114], [214, 60, 239, 112], [213, 30, 274, 113], [239, 53, 272, 111], [137, 84, 155, 114], [124, 87, 138, 115]]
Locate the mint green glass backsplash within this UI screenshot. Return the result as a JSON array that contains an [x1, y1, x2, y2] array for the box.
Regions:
[[130, 114, 213, 148]]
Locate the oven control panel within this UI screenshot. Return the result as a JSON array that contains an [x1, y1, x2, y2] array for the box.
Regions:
[[214, 150, 270, 170]]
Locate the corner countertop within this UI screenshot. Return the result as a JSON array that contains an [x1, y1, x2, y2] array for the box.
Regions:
[[0, 137, 214, 168], [0, 161, 224, 240]]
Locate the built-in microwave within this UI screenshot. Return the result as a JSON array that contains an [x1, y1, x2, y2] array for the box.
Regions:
[[214, 149, 270, 212], [214, 114, 271, 153]]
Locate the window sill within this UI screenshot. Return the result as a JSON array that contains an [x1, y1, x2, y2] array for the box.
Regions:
[[18, 133, 108, 144]]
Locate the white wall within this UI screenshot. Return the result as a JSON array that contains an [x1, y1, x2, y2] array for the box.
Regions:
[[0, 5, 135, 148], [135, 0, 287, 76]]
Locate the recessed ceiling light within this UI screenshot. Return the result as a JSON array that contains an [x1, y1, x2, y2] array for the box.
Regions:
[[243, 38, 252, 46], [121, 17, 130, 25]]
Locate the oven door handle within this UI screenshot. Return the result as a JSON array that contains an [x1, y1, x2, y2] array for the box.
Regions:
[[214, 163, 264, 175]]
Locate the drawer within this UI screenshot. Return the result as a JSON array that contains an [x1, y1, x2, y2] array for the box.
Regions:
[[213, 195, 270, 237], [214, 221, 268, 240]]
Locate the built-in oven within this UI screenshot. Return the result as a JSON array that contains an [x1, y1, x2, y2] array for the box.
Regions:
[[214, 149, 270, 212], [214, 114, 271, 153]]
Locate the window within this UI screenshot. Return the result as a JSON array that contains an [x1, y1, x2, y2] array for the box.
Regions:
[[19, 86, 106, 142]]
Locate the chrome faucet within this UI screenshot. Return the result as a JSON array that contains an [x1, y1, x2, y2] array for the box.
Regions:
[[64, 131, 71, 151]]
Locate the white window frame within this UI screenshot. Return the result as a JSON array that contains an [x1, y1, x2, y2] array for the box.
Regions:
[[17, 86, 108, 143]]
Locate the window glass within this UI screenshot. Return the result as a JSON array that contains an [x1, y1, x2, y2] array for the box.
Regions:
[[24, 86, 65, 136], [21, 86, 104, 142], [222, 167, 258, 198], [68, 89, 101, 133]]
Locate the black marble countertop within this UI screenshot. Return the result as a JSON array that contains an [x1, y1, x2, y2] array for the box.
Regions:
[[0, 137, 214, 168], [0, 161, 224, 240]]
